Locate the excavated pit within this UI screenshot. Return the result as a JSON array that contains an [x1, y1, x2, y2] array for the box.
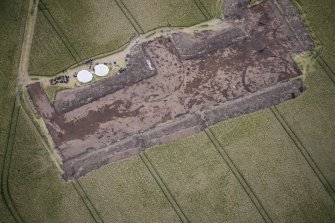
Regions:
[[27, 0, 314, 179]]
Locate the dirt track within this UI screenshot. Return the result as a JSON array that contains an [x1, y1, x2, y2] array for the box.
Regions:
[[27, 0, 313, 179]]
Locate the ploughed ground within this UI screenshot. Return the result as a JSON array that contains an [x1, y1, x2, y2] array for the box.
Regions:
[[27, 0, 313, 179]]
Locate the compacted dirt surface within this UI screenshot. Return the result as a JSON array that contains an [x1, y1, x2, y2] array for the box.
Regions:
[[27, 0, 313, 179]]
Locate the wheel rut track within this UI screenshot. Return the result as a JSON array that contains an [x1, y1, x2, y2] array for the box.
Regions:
[[204, 127, 273, 223], [139, 153, 189, 223], [270, 107, 335, 202], [38, 0, 82, 62], [1, 99, 25, 223], [192, 0, 212, 20], [114, 0, 144, 35], [316, 57, 335, 84], [71, 180, 105, 223], [270, 0, 335, 201]]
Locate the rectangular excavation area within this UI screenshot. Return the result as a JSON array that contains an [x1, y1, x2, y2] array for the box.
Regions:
[[27, 1, 313, 179]]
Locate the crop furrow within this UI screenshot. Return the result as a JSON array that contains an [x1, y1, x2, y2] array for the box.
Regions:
[[38, 0, 82, 62], [270, 106, 335, 202], [316, 57, 335, 84], [192, 0, 211, 20], [139, 153, 189, 223], [114, 0, 144, 34], [270, 1, 335, 197], [204, 128, 273, 223], [72, 180, 105, 223]]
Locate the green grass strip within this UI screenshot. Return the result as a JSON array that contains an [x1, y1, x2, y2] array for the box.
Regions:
[[139, 153, 189, 223], [72, 180, 105, 223], [1, 99, 25, 223], [270, 106, 335, 202], [204, 128, 273, 223]]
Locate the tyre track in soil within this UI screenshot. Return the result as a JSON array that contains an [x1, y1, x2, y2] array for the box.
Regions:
[[71, 180, 105, 223], [38, 0, 82, 62], [115, 0, 144, 35], [1, 99, 25, 223], [204, 128, 273, 223], [272, 0, 335, 85], [192, 0, 212, 20], [139, 153, 189, 223], [270, 107, 335, 202]]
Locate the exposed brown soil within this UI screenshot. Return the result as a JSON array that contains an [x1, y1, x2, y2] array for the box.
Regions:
[[27, 0, 313, 179]]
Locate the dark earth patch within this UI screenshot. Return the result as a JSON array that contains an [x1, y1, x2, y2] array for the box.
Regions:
[[27, 0, 313, 179]]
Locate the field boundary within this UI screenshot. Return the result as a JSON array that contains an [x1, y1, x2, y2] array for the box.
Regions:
[[38, 0, 81, 62], [1, 100, 25, 223], [270, 107, 335, 202], [71, 180, 105, 223], [204, 128, 273, 223], [139, 153, 189, 223], [114, 0, 144, 34]]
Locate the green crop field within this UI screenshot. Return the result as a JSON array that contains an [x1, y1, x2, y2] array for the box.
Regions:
[[143, 133, 263, 222], [199, 0, 223, 18], [29, 0, 137, 76], [9, 114, 94, 222], [276, 62, 335, 187], [294, 0, 335, 71], [122, 0, 207, 32], [0, 0, 24, 221], [42, 0, 136, 58], [28, 11, 76, 76], [79, 156, 181, 222], [1, 0, 335, 222], [29, 0, 222, 76], [210, 108, 335, 221]]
